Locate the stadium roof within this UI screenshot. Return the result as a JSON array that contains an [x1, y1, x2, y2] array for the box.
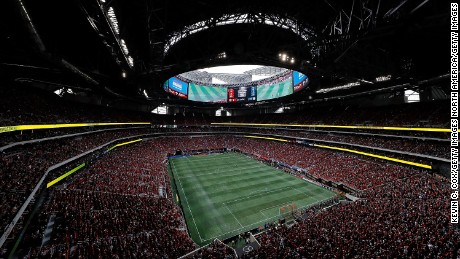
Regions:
[[179, 65, 288, 85], [0, 0, 450, 108]]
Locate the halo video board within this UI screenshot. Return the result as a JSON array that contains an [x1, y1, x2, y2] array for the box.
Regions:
[[228, 86, 257, 102], [168, 77, 188, 99], [188, 83, 227, 103]]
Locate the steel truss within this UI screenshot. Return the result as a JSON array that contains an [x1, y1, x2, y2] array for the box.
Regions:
[[162, 13, 318, 55], [78, 0, 134, 71]]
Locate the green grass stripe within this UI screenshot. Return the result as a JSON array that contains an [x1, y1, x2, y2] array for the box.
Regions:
[[169, 152, 336, 246]]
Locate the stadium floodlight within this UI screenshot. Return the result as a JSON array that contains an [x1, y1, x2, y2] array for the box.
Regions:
[[119, 40, 134, 67], [152, 104, 167, 114], [127, 56, 134, 67], [376, 75, 392, 82], [290, 58, 295, 64], [316, 82, 361, 93], [120, 39, 129, 55], [122, 71, 126, 78], [360, 79, 373, 84], [217, 52, 227, 59], [54, 89, 64, 97], [107, 7, 119, 35]]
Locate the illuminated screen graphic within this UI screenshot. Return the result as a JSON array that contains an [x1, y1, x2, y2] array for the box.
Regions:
[[228, 86, 257, 102], [164, 67, 309, 103], [293, 71, 307, 85], [188, 83, 227, 103], [168, 77, 188, 99], [257, 76, 293, 101], [292, 71, 309, 92]]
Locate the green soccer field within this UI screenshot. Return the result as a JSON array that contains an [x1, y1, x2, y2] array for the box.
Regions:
[[169, 152, 335, 246]]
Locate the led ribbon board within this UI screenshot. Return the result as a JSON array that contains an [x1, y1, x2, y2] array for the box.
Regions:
[[47, 163, 86, 188], [244, 135, 432, 169], [107, 138, 143, 151], [244, 135, 289, 142], [313, 144, 432, 169], [211, 123, 450, 133], [0, 122, 151, 134]]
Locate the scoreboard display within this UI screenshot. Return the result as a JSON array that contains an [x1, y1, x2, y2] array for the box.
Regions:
[[164, 69, 309, 103], [292, 71, 309, 92], [168, 77, 188, 99], [228, 86, 257, 102]]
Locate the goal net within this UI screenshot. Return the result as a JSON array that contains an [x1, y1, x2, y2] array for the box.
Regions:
[[279, 202, 298, 218]]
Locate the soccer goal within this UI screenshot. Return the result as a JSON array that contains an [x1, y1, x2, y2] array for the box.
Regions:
[[279, 202, 298, 218]]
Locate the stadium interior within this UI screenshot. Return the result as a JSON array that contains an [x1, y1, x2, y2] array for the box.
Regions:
[[0, 0, 457, 258]]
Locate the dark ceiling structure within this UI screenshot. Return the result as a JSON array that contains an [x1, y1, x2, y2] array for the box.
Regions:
[[0, 0, 450, 110]]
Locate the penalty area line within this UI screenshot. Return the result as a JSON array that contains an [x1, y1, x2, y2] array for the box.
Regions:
[[170, 160, 204, 243], [224, 203, 244, 228]]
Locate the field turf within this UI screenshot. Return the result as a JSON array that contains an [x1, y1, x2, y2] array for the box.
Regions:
[[169, 152, 335, 246]]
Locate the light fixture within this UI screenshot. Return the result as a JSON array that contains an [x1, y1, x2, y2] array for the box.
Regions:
[[375, 75, 392, 82], [316, 82, 361, 93], [107, 7, 120, 35]]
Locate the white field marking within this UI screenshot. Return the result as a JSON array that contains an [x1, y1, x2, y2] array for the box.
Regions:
[[259, 209, 269, 219], [224, 203, 244, 228], [174, 162, 255, 172], [289, 186, 312, 198], [257, 185, 323, 217], [173, 157, 254, 173], [172, 159, 255, 168], [201, 197, 336, 242], [223, 185, 295, 205], [259, 200, 296, 216], [173, 153, 244, 163], [176, 165, 262, 179], [176, 153, 336, 242], [175, 153, 255, 170], [170, 160, 204, 242]]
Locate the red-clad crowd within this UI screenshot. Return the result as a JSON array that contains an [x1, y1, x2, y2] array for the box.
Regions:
[[242, 174, 457, 258], [0, 129, 153, 241], [230, 137, 421, 190], [32, 140, 197, 258], [2, 135, 454, 258], [187, 240, 236, 259]]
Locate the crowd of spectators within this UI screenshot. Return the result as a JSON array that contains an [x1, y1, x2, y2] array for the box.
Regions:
[[242, 174, 457, 258], [0, 128, 154, 239], [297, 131, 449, 159], [187, 240, 236, 259], [1, 134, 431, 238], [215, 127, 449, 159], [0, 85, 147, 126], [2, 133, 453, 258], [26, 137, 242, 258], [165, 101, 449, 128], [1, 84, 448, 129], [31, 140, 197, 258], [0, 126, 153, 147], [229, 137, 421, 190]]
